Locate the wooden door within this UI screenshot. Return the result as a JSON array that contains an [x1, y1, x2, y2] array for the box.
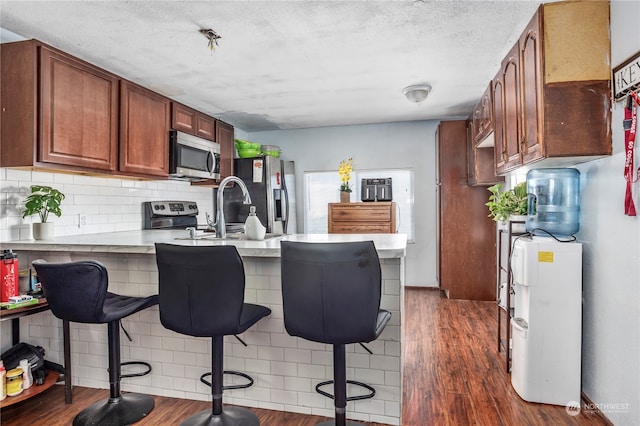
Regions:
[[501, 43, 522, 171], [519, 12, 544, 164], [119, 81, 170, 177], [40, 47, 118, 171], [216, 120, 234, 179], [437, 120, 496, 300]]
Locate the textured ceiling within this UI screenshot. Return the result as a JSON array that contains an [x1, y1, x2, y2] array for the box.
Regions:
[[0, 0, 546, 132]]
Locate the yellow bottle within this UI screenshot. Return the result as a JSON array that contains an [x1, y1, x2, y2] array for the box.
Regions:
[[6, 367, 23, 397]]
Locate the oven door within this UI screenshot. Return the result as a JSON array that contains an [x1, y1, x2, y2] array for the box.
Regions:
[[170, 130, 220, 180]]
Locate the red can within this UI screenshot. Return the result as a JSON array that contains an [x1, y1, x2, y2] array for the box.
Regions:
[[1, 250, 19, 303]]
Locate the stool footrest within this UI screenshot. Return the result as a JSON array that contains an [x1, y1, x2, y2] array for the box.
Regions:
[[315, 379, 376, 401], [200, 370, 254, 390], [121, 361, 152, 379]]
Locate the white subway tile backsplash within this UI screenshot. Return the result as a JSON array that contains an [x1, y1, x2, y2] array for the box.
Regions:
[[297, 363, 325, 379], [1, 168, 213, 239], [271, 389, 298, 404], [258, 374, 284, 390], [270, 360, 297, 376]]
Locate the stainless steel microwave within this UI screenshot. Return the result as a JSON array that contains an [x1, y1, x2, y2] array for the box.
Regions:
[[169, 130, 220, 180]]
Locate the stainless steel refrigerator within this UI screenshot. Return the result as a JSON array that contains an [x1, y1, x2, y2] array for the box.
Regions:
[[220, 156, 297, 235]]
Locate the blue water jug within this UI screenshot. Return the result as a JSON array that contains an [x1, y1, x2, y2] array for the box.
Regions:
[[525, 168, 580, 237]]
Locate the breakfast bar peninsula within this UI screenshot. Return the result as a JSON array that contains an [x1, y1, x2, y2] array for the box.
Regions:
[[1, 231, 406, 425]]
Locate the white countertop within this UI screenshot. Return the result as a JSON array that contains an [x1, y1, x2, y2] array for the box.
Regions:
[[1, 231, 407, 258]]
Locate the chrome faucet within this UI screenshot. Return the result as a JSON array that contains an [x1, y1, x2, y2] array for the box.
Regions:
[[215, 176, 252, 239]]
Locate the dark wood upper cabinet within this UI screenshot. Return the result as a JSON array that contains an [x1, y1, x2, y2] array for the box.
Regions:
[[519, 16, 543, 165], [216, 119, 235, 179], [119, 80, 171, 177], [492, 1, 611, 175], [472, 83, 494, 144], [195, 112, 216, 141], [500, 43, 523, 174], [171, 102, 216, 141], [492, 74, 507, 173], [1, 40, 118, 172], [468, 82, 504, 186]]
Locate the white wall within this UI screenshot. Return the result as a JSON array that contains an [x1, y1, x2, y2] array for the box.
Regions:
[[573, 1, 640, 424], [245, 120, 439, 287]]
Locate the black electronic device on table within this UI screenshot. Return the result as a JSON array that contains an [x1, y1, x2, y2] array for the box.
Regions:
[[361, 178, 392, 202]]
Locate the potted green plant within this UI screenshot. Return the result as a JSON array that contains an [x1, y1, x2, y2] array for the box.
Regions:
[[22, 185, 65, 240], [486, 182, 528, 230]]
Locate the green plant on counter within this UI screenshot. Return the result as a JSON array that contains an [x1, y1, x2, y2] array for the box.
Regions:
[[485, 182, 528, 222], [22, 185, 65, 223]]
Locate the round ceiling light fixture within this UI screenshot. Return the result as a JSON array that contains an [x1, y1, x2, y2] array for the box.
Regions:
[[402, 84, 432, 103]]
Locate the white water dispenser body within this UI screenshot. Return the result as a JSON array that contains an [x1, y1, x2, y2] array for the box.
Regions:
[[510, 237, 582, 406]]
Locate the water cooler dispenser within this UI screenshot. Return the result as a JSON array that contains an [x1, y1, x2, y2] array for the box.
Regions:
[[510, 237, 582, 406], [526, 168, 580, 237]]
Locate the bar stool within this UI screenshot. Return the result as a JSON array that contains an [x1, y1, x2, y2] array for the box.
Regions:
[[280, 240, 391, 426], [33, 259, 158, 426], [155, 243, 271, 426]]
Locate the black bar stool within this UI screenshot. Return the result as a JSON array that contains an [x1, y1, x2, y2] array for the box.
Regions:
[[280, 240, 391, 426], [155, 243, 271, 426], [33, 260, 158, 426]]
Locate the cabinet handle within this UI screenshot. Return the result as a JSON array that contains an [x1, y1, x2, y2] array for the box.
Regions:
[[520, 137, 527, 153]]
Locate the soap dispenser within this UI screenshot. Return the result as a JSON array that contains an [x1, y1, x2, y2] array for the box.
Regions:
[[244, 206, 266, 240]]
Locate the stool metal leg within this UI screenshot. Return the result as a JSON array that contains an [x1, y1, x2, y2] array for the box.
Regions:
[[181, 336, 259, 426], [63, 319, 72, 404], [317, 344, 364, 426], [73, 320, 155, 426]]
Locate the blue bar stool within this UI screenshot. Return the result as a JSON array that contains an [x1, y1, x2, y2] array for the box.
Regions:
[[280, 241, 391, 426], [155, 243, 271, 426], [33, 260, 158, 426]]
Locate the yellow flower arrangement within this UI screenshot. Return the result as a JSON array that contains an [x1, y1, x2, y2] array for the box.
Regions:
[[338, 158, 353, 193]]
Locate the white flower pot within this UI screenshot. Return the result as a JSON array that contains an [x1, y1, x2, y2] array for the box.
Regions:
[[33, 222, 54, 240]]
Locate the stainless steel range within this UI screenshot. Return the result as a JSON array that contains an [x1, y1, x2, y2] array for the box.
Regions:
[[143, 201, 200, 230]]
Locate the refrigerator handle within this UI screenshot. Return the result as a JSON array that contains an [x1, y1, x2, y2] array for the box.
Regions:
[[282, 185, 289, 232]]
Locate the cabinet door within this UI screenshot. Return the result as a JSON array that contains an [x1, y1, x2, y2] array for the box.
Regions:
[[501, 43, 522, 172], [519, 12, 544, 164], [171, 102, 196, 134], [196, 113, 216, 141], [473, 83, 494, 144], [216, 120, 234, 179], [467, 120, 476, 184], [492, 75, 507, 173], [40, 47, 118, 171], [120, 81, 170, 176]]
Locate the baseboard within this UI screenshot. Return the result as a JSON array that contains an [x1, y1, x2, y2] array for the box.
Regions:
[[581, 392, 615, 425]]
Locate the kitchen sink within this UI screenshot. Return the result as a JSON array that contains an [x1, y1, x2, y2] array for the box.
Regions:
[[175, 233, 282, 241]]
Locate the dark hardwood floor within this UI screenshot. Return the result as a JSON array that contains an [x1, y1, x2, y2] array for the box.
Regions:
[[1, 288, 611, 425]]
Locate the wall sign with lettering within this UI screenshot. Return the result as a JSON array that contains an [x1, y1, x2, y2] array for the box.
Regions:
[[613, 51, 640, 101]]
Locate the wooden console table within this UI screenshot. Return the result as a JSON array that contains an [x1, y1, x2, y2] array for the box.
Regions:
[[328, 202, 397, 234], [0, 299, 72, 407]]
